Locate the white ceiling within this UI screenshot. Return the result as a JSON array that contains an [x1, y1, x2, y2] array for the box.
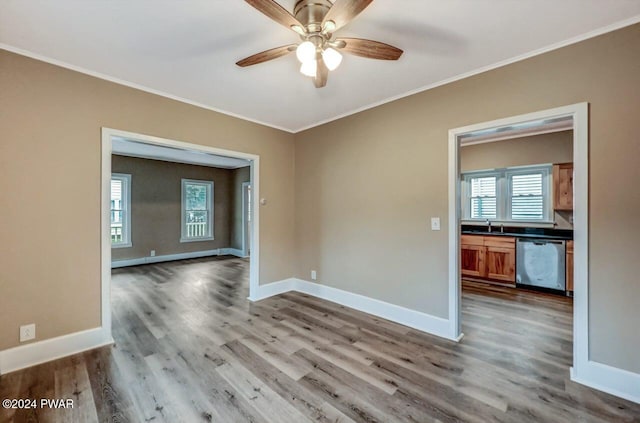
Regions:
[[112, 137, 251, 169], [1, 1, 639, 133]]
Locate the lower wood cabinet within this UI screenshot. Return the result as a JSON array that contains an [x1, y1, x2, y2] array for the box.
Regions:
[[461, 235, 516, 284], [461, 244, 484, 278], [566, 240, 574, 291]]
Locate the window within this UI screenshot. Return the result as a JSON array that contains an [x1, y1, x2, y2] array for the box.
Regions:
[[469, 175, 497, 219], [509, 171, 545, 220], [463, 165, 551, 223], [111, 173, 131, 248], [181, 179, 214, 242]]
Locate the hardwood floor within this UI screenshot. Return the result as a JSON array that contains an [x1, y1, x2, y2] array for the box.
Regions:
[[1, 257, 638, 422]]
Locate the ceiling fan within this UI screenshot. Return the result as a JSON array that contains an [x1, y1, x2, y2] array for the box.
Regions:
[[236, 0, 403, 88]]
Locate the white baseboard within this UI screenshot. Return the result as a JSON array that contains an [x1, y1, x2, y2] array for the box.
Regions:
[[223, 248, 248, 258], [248, 278, 457, 342], [247, 278, 297, 302], [0, 327, 114, 375], [294, 279, 456, 341], [571, 361, 640, 404], [111, 248, 246, 268]]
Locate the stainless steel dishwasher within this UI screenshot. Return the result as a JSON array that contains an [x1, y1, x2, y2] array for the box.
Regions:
[[516, 238, 566, 291]]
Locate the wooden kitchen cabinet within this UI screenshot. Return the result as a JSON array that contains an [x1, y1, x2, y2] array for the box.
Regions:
[[566, 240, 574, 291], [461, 235, 486, 278], [461, 235, 516, 283], [553, 163, 574, 210], [461, 244, 485, 278], [485, 246, 516, 282]]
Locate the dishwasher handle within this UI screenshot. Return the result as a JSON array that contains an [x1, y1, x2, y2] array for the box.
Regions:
[[517, 238, 566, 246]]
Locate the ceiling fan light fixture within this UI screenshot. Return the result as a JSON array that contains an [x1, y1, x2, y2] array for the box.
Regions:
[[237, 0, 403, 88], [322, 47, 342, 71], [296, 41, 316, 63], [291, 25, 306, 36], [322, 20, 336, 34], [300, 60, 317, 77]]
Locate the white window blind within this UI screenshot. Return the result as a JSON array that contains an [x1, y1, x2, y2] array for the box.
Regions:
[[510, 173, 544, 220], [470, 176, 497, 219]]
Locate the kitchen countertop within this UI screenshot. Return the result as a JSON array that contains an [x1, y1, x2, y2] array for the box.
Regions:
[[461, 225, 573, 240]]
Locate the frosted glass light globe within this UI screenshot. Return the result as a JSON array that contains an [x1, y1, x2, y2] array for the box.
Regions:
[[322, 48, 343, 71], [300, 60, 317, 77], [300, 60, 318, 78], [296, 41, 316, 63]]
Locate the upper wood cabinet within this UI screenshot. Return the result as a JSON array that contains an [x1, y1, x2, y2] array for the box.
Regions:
[[461, 235, 515, 284], [553, 163, 574, 210]]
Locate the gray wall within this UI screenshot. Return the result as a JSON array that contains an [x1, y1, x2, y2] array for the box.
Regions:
[[111, 155, 238, 260]]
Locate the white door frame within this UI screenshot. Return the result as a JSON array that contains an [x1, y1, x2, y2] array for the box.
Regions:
[[241, 181, 251, 257], [101, 128, 260, 341], [447, 103, 588, 375]]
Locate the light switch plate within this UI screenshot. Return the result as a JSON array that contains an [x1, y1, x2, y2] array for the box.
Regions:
[[431, 217, 441, 231]]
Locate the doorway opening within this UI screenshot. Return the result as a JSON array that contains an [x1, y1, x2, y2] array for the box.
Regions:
[[448, 103, 589, 377], [101, 128, 261, 342]]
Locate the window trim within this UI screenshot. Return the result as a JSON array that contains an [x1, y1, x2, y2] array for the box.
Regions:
[[111, 173, 132, 248], [181, 178, 214, 243], [462, 164, 553, 224]]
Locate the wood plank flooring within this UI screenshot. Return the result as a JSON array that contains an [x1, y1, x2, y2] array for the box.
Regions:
[[1, 257, 638, 422]]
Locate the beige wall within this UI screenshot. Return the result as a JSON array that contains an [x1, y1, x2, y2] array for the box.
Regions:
[[460, 130, 574, 229], [230, 166, 251, 251], [0, 50, 295, 351], [1, 24, 639, 373], [460, 131, 573, 172], [111, 155, 237, 260], [295, 24, 640, 372]]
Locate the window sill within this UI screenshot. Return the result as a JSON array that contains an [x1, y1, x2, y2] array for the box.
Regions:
[[461, 220, 556, 228], [111, 242, 132, 249], [180, 237, 214, 243]]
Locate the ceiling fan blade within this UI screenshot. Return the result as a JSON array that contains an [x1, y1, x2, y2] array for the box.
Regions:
[[236, 45, 296, 67], [336, 38, 403, 60], [322, 0, 373, 31], [245, 0, 304, 32], [314, 59, 329, 88]]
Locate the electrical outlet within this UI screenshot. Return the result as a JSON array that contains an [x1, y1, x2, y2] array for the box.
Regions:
[[20, 324, 36, 342], [311, 270, 317, 281], [150, 250, 156, 257]]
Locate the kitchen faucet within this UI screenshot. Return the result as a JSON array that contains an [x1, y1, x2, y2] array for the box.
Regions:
[[486, 219, 492, 233]]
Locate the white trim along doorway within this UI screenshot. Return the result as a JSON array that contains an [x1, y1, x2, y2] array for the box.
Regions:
[[242, 181, 252, 257], [448, 103, 595, 391], [101, 128, 261, 342]]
